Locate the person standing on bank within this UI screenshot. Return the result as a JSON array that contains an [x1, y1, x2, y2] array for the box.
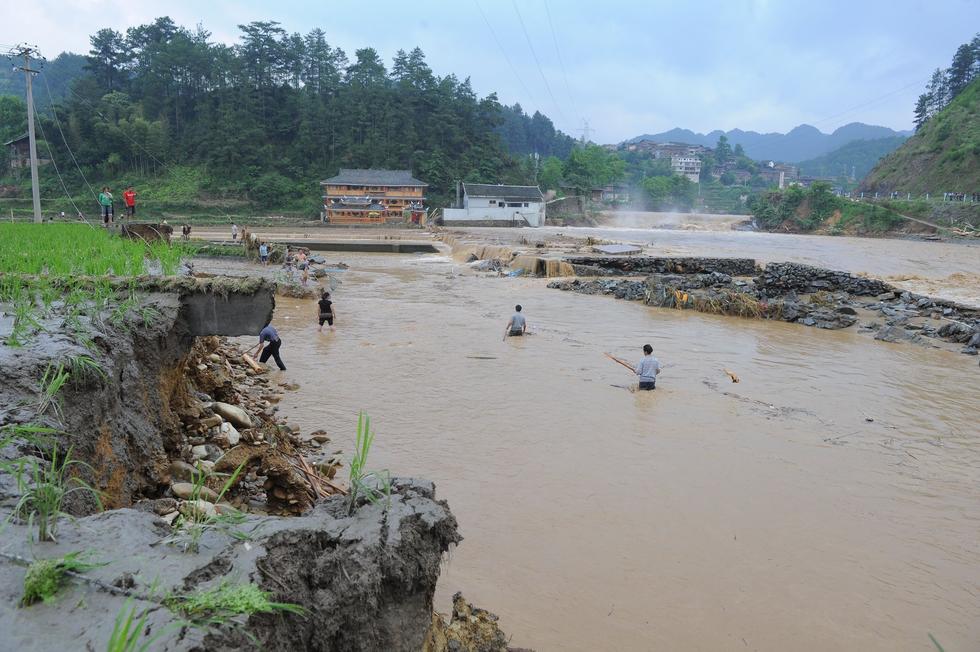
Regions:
[[250, 322, 286, 370], [123, 186, 136, 219], [98, 187, 114, 225], [231, 223, 239, 242], [504, 304, 527, 338], [317, 291, 335, 333], [635, 344, 661, 390]]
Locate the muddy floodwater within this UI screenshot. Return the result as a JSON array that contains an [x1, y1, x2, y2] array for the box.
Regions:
[[458, 217, 980, 307], [220, 228, 979, 651]]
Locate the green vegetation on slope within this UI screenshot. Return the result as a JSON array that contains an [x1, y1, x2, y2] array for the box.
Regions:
[[750, 182, 905, 234], [862, 78, 980, 194], [797, 136, 907, 180]]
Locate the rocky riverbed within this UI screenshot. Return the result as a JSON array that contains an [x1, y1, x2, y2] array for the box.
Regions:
[[549, 257, 980, 358]]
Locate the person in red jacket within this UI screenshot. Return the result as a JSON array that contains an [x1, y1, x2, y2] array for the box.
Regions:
[[123, 186, 136, 218]]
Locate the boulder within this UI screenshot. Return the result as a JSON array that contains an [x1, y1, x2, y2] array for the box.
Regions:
[[169, 460, 200, 483], [213, 421, 240, 447], [875, 325, 919, 344], [179, 499, 218, 519], [211, 401, 254, 429], [200, 414, 223, 429], [171, 482, 219, 503]]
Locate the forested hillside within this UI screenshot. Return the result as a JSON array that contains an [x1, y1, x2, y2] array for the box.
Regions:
[[797, 136, 907, 180], [0, 53, 87, 112], [862, 78, 980, 194], [0, 17, 574, 210]]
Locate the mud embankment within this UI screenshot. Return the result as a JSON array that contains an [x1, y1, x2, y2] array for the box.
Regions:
[[550, 257, 980, 358], [0, 279, 512, 651]]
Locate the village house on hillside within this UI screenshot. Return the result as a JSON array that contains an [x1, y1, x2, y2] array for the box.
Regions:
[[670, 156, 702, 183], [442, 182, 545, 227], [320, 169, 427, 224], [5, 133, 50, 169]]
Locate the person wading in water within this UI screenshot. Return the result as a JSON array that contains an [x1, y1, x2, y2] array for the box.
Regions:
[[250, 322, 286, 370], [317, 291, 335, 333], [606, 345, 661, 391], [504, 304, 527, 339]]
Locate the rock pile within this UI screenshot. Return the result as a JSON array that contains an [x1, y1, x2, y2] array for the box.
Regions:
[[564, 256, 758, 277], [759, 262, 893, 297], [550, 259, 980, 355], [155, 336, 344, 522]]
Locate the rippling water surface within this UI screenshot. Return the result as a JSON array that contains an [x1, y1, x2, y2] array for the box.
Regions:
[[212, 240, 980, 651]]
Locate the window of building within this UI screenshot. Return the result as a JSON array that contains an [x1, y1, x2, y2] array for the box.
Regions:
[[507, 202, 522, 207], [523, 202, 529, 207], [489, 200, 497, 205]]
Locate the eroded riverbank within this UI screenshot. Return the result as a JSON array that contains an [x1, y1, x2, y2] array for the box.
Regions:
[[205, 245, 980, 651]]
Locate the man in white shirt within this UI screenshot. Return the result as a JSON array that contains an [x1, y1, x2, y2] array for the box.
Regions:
[[636, 344, 661, 390]]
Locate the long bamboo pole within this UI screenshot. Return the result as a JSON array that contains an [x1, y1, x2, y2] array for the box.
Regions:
[[604, 352, 635, 373]]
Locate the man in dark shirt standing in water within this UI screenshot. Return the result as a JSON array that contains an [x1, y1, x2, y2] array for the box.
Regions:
[[250, 323, 286, 370]]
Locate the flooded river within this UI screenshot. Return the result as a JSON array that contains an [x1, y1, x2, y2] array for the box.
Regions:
[[455, 220, 980, 307], [219, 231, 979, 651]]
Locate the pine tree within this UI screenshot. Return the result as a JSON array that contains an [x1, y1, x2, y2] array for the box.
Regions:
[[947, 43, 976, 98], [913, 93, 932, 130]]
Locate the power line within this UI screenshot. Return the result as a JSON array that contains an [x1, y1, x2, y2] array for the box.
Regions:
[[30, 94, 95, 228], [810, 77, 928, 127], [510, 0, 569, 126], [6, 43, 43, 222], [543, 0, 581, 123], [42, 73, 99, 203], [472, 0, 539, 109]]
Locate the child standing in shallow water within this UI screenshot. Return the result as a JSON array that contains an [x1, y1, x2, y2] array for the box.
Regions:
[[317, 291, 335, 332]]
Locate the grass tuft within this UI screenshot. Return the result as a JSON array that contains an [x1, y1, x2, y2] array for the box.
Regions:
[[347, 412, 391, 515], [166, 581, 306, 623], [13, 446, 103, 542], [20, 551, 104, 606]]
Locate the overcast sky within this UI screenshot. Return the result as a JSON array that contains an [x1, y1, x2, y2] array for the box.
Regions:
[[3, 0, 978, 142]]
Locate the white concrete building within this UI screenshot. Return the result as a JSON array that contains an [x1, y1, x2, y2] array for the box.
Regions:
[[670, 156, 702, 183], [442, 183, 545, 227]]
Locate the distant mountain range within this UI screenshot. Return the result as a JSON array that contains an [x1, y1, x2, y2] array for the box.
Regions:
[[627, 123, 912, 163]]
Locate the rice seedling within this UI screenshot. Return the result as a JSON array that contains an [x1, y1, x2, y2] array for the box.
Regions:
[[13, 446, 103, 542], [64, 354, 106, 386], [37, 363, 71, 420], [165, 581, 305, 624], [0, 424, 56, 485], [20, 551, 105, 606], [347, 412, 391, 515], [107, 599, 175, 652]]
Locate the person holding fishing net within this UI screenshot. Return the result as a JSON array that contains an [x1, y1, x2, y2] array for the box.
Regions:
[[606, 344, 661, 390]]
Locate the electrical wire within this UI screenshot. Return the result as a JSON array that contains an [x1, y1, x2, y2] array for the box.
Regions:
[[511, 0, 569, 126], [30, 95, 95, 229], [65, 88, 246, 224], [472, 0, 539, 109], [42, 73, 99, 203], [810, 77, 929, 128], [543, 0, 580, 122]]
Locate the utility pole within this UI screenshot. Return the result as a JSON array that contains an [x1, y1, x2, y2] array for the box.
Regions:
[[578, 119, 592, 144], [8, 45, 43, 223]]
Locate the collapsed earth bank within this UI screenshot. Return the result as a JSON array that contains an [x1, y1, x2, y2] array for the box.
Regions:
[[0, 278, 510, 651]]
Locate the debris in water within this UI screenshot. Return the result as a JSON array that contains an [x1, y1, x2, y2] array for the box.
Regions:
[[466, 356, 497, 360], [723, 368, 740, 383]]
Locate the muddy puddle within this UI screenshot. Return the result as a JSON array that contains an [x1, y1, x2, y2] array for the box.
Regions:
[[209, 238, 980, 652]]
